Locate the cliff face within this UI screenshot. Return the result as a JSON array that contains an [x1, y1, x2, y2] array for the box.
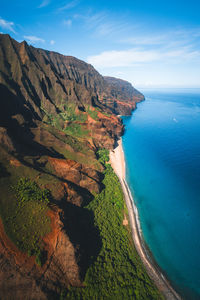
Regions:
[[103, 76, 144, 115], [0, 33, 143, 125], [0, 33, 144, 299]]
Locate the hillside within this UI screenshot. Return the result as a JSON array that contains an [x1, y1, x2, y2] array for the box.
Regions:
[[0, 34, 163, 300]]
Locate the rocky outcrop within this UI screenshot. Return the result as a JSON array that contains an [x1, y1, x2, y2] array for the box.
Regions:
[[48, 157, 102, 206], [0, 208, 82, 300], [103, 76, 144, 115]]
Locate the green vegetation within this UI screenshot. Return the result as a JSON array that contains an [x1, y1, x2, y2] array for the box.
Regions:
[[60, 103, 87, 123], [86, 106, 99, 120], [64, 123, 89, 137], [64, 151, 163, 299], [102, 111, 112, 117], [43, 123, 87, 154], [43, 112, 63, 130], [42, 104, 90, 138], [2, 178, 51, 264], [42, 122, 102, 169], [14, 178, 50, 206], [97, 148, 109, 164]]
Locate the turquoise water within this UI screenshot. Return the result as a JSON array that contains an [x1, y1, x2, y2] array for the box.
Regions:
[[122, 89, 200, 300]]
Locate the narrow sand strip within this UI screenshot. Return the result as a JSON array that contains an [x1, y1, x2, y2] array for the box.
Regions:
[[110, 138, 181, 300]]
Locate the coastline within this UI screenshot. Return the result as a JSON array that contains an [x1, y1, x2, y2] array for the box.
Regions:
[[110, 138, 181, 300]]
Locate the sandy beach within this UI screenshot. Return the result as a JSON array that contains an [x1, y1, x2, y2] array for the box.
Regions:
[[110, 138, 181, 300]]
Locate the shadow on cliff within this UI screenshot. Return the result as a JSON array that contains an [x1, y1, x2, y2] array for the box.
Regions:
[[0, 163, 10, 178], [62, 202, 102, 280], [0, 83, 65, 159], [0, 80, 40, 124], [0, 82, 102, 281]]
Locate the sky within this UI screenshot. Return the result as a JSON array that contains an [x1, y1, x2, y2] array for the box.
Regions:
[[1, 0, 200, 88]]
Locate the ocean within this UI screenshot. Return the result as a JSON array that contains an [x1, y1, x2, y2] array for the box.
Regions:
[[122, 88, 200, 300]]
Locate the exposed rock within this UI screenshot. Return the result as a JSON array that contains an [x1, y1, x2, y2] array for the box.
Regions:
[[0, 33, 144, 125], [0, 208, 82, 300], [48, 157, 102, 205], [103, 76, 145, 115]]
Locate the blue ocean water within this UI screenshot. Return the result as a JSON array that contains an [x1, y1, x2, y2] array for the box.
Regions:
[[122, 88, 200, 300]]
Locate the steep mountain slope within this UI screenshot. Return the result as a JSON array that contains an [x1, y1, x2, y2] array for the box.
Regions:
[[104, 76, 144, 114], [0, 33, 144, 125], [0, 34, 151, 299]]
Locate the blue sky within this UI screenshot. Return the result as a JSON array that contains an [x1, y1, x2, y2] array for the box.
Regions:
[[1, 0, 200, 88]]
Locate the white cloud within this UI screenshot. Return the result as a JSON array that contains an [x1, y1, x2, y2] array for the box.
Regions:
[[86, 12, 107, 28], [24, 35, 45, 44], [72, 11, 107, 33], [122, 34, 169, 46], [50, 40, 55, 45], [63, 19, 72, 27], [121, 28, 200, 49], [86, 25, 200, 70], [38, 0, 51, 8], [0, 18, 15, 33], [97, 22, 124, 36], [57, 0, 79, 12], [88, 49, 160, 68], [77, 11, 129, 38], [87, 47, 200, 68], [84, 22, 200, 87], [96, 19, 131, 38]]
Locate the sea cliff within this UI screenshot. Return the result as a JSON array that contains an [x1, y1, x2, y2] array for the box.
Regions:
[[0, 33, 162, 299]]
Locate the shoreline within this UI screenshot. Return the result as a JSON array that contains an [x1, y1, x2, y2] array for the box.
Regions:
[[110, 138, 181, 300]]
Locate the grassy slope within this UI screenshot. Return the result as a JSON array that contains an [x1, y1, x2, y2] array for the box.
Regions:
[[64, 153, 163, 300], [0, 100, 163, 298], [0, 104, 101, 261], [0, 148, 60, 264], [0, 156, 52, 262]]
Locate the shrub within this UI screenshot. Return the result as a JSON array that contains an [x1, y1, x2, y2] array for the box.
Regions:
[[14, 177, 50, 205], [97, 148, 109, 164]]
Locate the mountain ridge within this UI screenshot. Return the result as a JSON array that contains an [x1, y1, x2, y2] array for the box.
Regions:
[[0, 33, 159, 300], [0, 33, 144, 122]]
